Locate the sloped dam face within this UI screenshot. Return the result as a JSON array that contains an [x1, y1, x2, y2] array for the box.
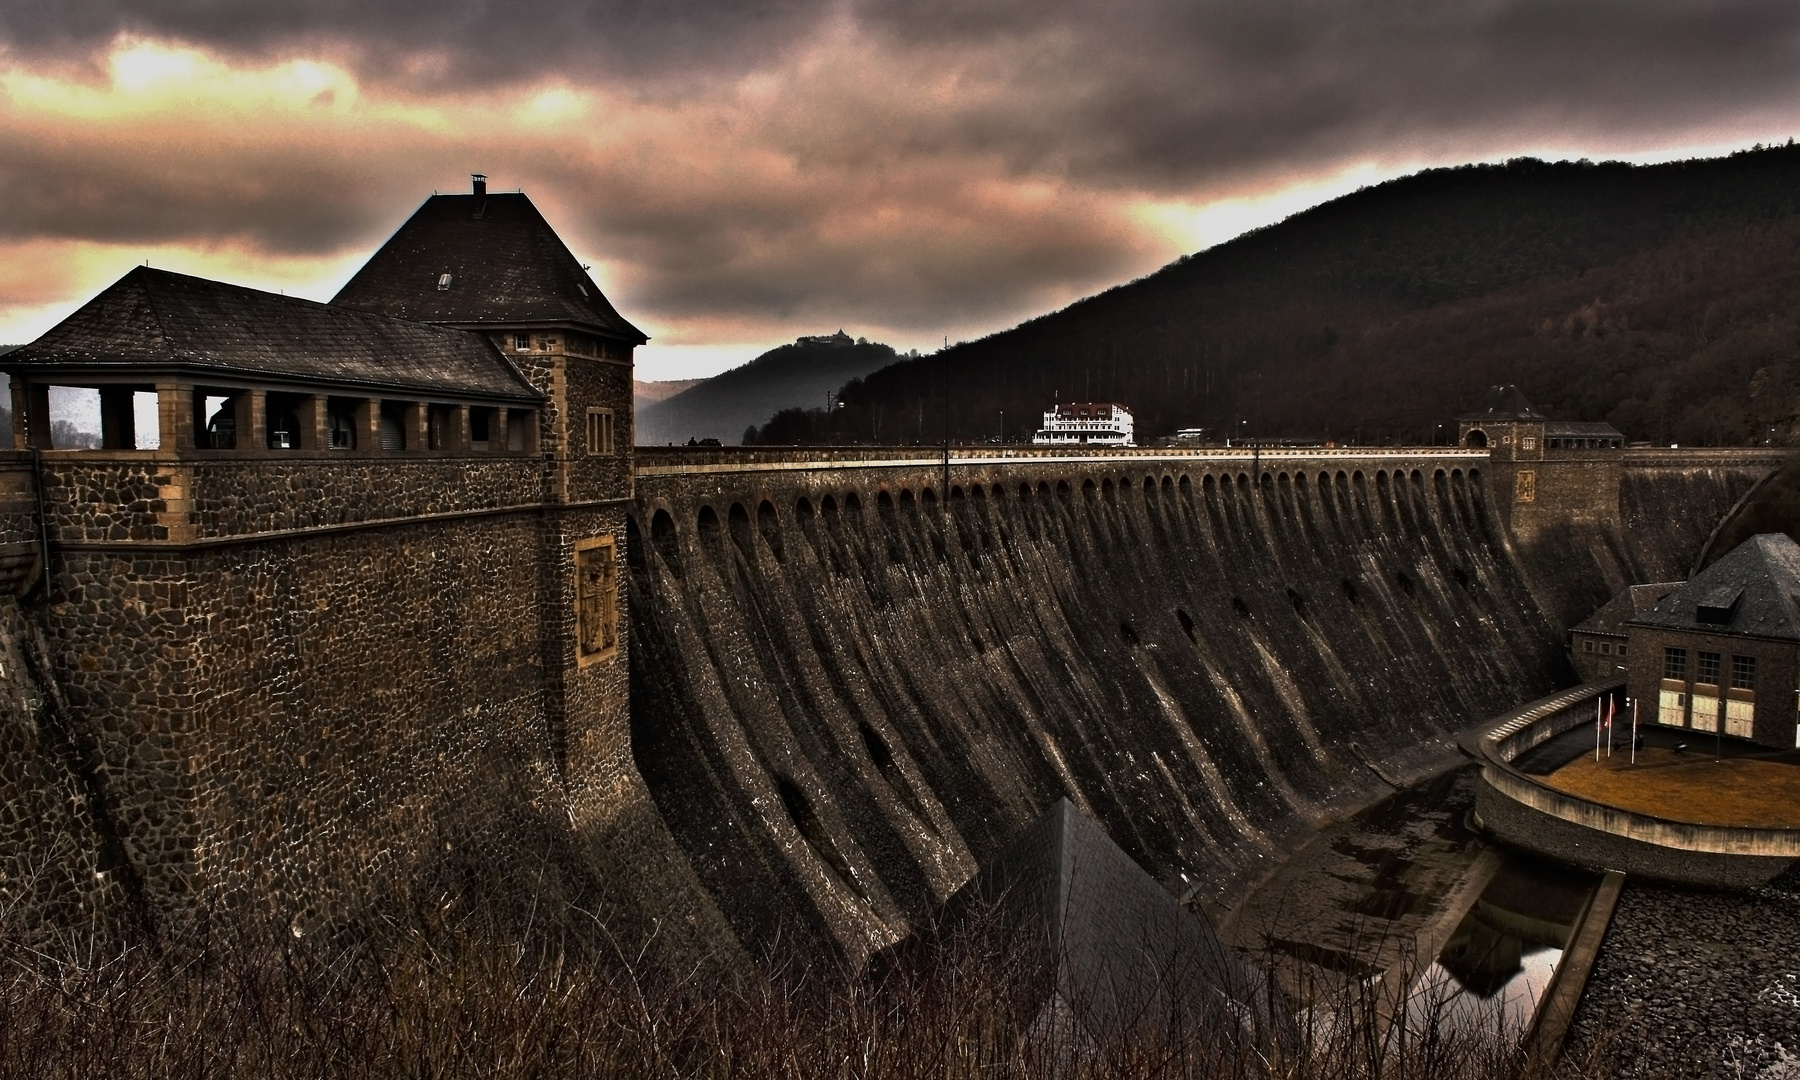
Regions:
[[627, 453, 1764, 963]]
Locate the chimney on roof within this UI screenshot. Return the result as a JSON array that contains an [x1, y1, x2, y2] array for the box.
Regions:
[[472, 174, 487, 198]]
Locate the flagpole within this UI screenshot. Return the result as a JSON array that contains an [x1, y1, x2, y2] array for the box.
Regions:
[[1631, 698, 1638, 765], [1595, 696, 1601, 762]]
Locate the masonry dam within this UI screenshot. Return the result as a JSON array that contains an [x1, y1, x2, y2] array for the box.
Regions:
[[0, 439, 1778, 971], [626, 445, 1776, 963]]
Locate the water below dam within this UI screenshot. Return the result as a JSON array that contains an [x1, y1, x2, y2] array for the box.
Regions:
[[1223, 763, 1601, 1044]]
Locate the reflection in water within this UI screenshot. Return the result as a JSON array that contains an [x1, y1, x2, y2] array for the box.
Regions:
[[1406, 857, 1600, 1038]]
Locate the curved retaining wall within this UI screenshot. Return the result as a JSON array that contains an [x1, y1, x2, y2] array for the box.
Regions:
[[1473, 682, 1800, 886], [631, 449, 1595, 961]]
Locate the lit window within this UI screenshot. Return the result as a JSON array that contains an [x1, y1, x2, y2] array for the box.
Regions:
[[1522, 437, 1537, 450], [1514, 470, 1536, 503]]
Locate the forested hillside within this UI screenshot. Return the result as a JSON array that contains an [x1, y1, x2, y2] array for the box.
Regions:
[[751, 145, 1800, 446]]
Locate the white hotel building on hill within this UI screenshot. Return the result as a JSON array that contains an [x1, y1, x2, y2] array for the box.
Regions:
[[1033, 402, 1135, 447]]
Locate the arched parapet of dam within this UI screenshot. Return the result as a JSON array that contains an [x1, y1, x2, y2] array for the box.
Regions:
[[1470, 681, 1800, 887]]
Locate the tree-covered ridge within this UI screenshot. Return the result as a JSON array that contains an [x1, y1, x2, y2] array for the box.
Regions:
[[753, 144, 1800, 446], [640, 334, 900, 445]]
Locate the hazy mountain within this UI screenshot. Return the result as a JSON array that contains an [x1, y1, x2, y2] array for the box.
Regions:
[[637, 331, 903, 445], [634, 379, 704, 409], [759, 144, 1800, 448]]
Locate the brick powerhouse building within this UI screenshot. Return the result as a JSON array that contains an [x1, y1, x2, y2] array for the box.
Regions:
[[0, 177, 647, 933], [1624, 533, 1800, 750]]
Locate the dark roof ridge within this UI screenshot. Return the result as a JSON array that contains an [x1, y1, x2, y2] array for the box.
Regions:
[[5, 265, 541, 402], [1628, 533, 1800, 641], [332, 190, 648, 343]]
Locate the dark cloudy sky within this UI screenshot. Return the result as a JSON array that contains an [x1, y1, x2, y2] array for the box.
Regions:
[[1, 1, 1797, 377]]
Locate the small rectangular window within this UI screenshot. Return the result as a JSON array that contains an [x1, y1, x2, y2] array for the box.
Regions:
[[1664, 647, 1687, 681], [1599, 641, 1612, 655], [1732, 654, 1757, 690], [1698, 651, 1721, 685], [1617, 644, 1626, 658], [1582, 640, 1593, 653], [586, 407, 614, 455], [1522, 437, 1537, 450], [515, 333, 531, 351]]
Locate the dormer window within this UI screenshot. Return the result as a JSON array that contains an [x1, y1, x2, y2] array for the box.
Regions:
[[515, 333, 530, 351], [437, 273, 453, 290]]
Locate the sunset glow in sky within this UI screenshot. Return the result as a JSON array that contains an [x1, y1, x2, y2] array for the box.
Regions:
[[3, 3, 1799, 379]]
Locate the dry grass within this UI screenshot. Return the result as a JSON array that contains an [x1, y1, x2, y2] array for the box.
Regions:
[[1544, 748, 1800, 828], [0, 891, 1648, 1080]]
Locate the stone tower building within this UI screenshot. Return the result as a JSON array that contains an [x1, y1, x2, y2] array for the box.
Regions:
[[1458, 384, 1624, 538], [0, 178, 672, 941]]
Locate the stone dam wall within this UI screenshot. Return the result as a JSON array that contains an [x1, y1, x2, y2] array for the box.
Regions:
[[627, 448, 1777, 963], [0, 442, 1779, 967]]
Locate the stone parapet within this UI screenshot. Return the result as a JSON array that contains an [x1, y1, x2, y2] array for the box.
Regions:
[[637, 444, 1490, 476], [16, 451, 554, 546], [1472, 680, 1800, 884]]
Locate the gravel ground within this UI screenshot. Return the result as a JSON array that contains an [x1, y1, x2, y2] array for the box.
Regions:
[[1564, 874, 1800, 1079]]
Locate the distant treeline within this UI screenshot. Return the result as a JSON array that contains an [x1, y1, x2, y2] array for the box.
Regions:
[[748, 144, 1800, 447]]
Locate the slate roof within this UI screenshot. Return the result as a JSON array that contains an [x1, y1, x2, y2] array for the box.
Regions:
[[940, 798, 1264, 1039], [0, 267, 540, 402], [1546, 420, 1624, 438], [1628, 533, 1800, 642], [332, 192, 647, 343], [1573, 582, 1681, 638], [1460, 384, 1543, 421]]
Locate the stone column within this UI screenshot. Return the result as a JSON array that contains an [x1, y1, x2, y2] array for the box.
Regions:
[[155, 382, 195, 451], [355, 398, 380, 451], [450, 405, 471, 452], [236, 389, 266, 451], [493, 408, 511, 453], [403, 402, 426, 451], [296, 395, 329, 450], [13, 380, 49, 450]]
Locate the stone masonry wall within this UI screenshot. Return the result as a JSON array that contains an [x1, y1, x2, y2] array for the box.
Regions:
[[626, 448, 1777, 965], [7, 433, 739, 967]]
